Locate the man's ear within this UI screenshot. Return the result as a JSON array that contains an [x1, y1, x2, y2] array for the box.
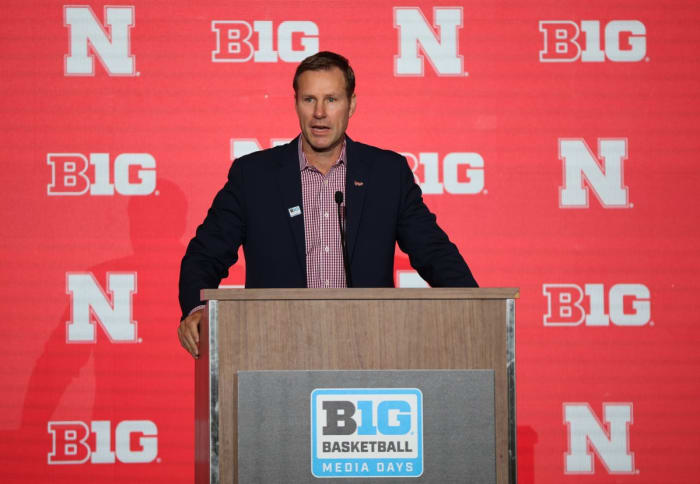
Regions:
[[349, 93, 357, 118]]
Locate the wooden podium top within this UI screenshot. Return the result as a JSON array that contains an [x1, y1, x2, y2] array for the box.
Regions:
[[201, 287, 519, 301]]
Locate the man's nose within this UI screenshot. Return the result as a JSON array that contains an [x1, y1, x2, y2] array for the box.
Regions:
[[313, 102, 326, 118]]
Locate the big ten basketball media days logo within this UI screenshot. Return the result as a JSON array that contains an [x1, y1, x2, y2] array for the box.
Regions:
[[311, 389, 423, 478], [543, 284, 651, 327], [394, 7, 465, 76], [402, 151, 485, 195], [48, 420, 158, 464], [563, 403, 635, 474], [558, 138, 630, 208], [539, 20, 647, 63], [211, 19, 319, 63], [66, 272, 138, 343], [64, 5, 136, 76], [47, 153, 157, 196]]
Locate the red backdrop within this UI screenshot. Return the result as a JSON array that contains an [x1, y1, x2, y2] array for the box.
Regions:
[[2, 1, 699, 482]]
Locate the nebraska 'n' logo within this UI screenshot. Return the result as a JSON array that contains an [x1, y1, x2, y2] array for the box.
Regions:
[[66, 272, 137, 343], [394, 7, 465, 76], [64, 6, 136, 76], [559, 138, 630, 208], [564, 403, 635, 474], [230, 138, 291, 160]]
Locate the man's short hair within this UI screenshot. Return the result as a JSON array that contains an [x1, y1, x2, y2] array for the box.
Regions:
[[293, 51, 355, 99]]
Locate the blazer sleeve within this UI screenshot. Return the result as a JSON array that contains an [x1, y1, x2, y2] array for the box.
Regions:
[[395, 155, 478, 287], [178, 160, 247, 319]]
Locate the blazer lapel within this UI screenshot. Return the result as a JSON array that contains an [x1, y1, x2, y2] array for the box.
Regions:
[[276, 137, 306, 279], [345, 136, 370, 260]]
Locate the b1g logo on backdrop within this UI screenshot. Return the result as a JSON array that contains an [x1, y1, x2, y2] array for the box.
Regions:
[[558, 138, 630, 208], [64, 6, 136, 76], [230, 140, 485, 195], [394, 7, 465, 76], [564, 403, 635, 474], [543, 284, 651, 327], [540, 20, 647, 63], [66, 272, 138, 343], [311, 388, 423, 478], [212, 20, 318, 62], [47, 153, 156, 196], [48, 420, 158, 464], [402, 151, 484, 194]]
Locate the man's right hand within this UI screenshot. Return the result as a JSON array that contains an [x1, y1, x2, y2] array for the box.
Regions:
[[178, 308, 203, 359]]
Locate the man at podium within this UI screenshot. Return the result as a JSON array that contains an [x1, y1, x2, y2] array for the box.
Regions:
[[177, 51, 477, 358]]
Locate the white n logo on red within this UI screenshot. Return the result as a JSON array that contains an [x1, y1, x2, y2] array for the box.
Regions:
[[394, 7, 464, 76], [64, 6, 136, 76], [559, 138, 629, 208], [564, 403, 635, 474], [66, 272, 137, 343]]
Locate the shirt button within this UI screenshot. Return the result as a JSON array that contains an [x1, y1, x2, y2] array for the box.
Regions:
[[324, 246, 329, 253], [324, 212, 329, 218], [323, 179, 328, 185], [325, 280, 329, 287]]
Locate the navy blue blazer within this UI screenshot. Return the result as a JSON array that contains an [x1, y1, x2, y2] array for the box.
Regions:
[[179, 136, 477, 319]]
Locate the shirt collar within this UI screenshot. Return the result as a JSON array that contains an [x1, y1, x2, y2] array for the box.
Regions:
[[297, 136, 347, 172]]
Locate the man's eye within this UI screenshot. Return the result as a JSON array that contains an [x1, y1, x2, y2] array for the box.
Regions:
[[328, 97, 336, 102]]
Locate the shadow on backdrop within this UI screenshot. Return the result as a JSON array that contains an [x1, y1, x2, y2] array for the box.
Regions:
[[5, 179, 188, 482]]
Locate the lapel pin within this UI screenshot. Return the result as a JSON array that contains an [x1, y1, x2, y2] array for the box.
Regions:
[[288, 206, 302, 217], [354, 180, 364, 187]]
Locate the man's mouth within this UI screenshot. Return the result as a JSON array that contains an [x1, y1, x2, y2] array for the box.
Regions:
[[311, 125, 330, 134]]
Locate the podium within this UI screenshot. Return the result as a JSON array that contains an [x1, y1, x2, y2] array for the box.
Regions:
[[195, 288, 518, 483]]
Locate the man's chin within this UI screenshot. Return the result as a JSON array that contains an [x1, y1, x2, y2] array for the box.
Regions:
[[305, 135, 341, 153]]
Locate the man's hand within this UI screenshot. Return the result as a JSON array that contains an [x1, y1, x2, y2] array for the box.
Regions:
[[178, 309, 203, 359]]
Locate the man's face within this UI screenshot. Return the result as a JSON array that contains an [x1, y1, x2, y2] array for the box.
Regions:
[[295, 67, 356, 154]]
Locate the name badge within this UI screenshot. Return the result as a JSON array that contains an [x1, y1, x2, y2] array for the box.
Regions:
[[288, 206, 302, 217]]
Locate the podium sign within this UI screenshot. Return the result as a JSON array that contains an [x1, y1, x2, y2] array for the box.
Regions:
[[237, 370, 496, 483]]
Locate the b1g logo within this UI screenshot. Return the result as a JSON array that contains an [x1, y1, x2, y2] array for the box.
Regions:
[[540, 20, 646, 63], [559, 138, 629, 208], [543, 284, 651, 327], [47, 153, 156, 196], [48, 420, 157, 464], [212, 20, 319, 63], [394, 7, 465, 76], [402, 151, 484, 194], [311, 389, 423, 478], [564, 403, 635, 474], [64, 6, 136, 76], [66, 272, 137, 343]]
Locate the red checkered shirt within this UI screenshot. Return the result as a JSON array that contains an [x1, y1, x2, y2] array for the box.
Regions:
[[298, 137, 347, 288], [186, 139, 348, 316]]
